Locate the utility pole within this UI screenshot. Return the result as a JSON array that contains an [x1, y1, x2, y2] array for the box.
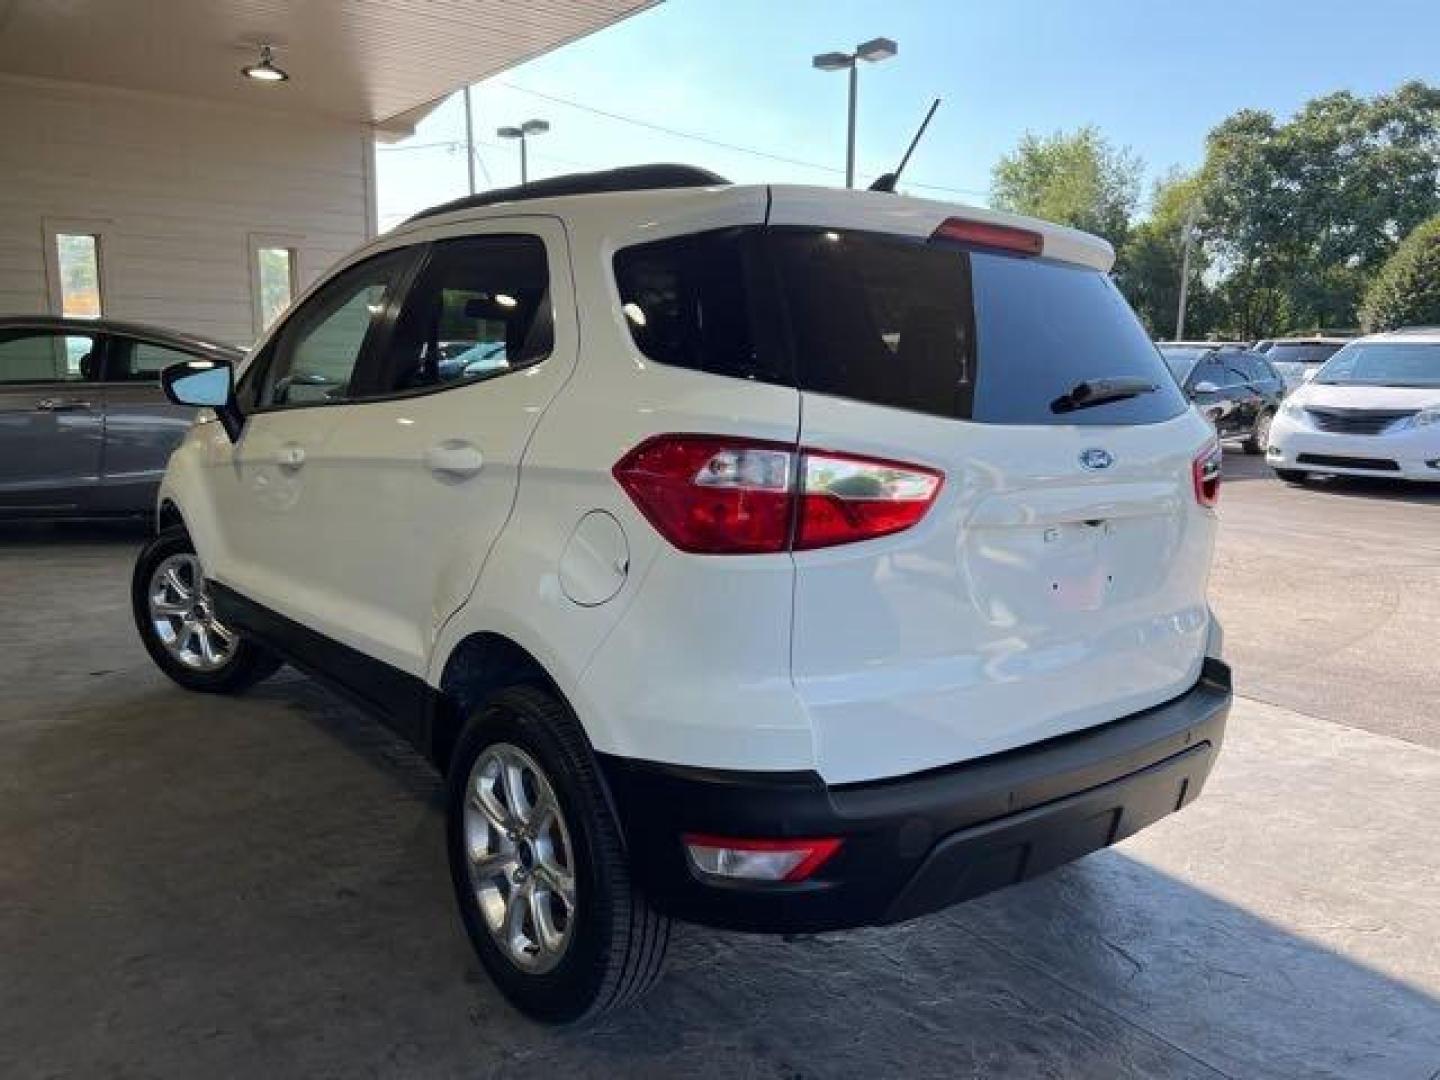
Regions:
[[462, 86, 478, 195], [1176, 203, 1200, 339]]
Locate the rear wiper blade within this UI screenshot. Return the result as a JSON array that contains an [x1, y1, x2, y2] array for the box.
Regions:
[[1051, 376, 1159, 414]]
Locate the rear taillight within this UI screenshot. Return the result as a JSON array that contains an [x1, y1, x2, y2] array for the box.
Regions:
[[930, 216, 1044, 256], [1192, 442, 1222, 507], [796, 450, 944, 550], [613, 435, 943, 554]]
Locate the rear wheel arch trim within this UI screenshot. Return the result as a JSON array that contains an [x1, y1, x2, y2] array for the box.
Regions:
[[436, 631, 629, 852], [157, 499, 187, 535]]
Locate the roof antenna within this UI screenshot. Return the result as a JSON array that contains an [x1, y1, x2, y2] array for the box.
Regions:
[[869, 98, 941, 193]]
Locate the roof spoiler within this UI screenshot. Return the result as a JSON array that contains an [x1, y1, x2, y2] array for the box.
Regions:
[[404, 164, 730, 223]]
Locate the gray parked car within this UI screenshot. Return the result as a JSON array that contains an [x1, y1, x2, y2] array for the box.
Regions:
[[0, 316, 243, 520]]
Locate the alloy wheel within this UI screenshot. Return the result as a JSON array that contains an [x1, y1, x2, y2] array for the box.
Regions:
[[147, 554, 238, 671], [463, 742, 577, 973]]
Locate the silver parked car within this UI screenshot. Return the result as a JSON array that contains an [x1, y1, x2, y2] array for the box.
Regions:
[[0, 316, 243, 520]]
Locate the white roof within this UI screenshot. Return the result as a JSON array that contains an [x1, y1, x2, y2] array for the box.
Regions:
[[385, 182, 1117, 271], [1359, 328, 1440, 345]]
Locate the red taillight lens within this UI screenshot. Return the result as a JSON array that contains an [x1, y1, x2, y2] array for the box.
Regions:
[[930, 216, 1044, 256], [613, 436, 943, 554], [682, 834, 843, 882], [1192, 441, 1222, 507], [796, 450, 944, 551], [612, 436, 795, 554]]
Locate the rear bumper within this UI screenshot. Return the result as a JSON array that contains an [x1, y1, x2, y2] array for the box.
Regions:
[[599, 658, 1230, 932]]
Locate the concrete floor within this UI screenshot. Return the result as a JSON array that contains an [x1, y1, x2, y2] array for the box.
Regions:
[[2, 457, 1438, 1079]]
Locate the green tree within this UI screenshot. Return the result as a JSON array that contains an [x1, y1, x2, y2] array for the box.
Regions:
[[1199, 81, 1440, 332], [990, 126, 1141, 249], [1361, 214, 1440, 330]]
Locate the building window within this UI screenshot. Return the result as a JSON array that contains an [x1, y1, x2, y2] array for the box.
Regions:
[[257, 247, 295, 331], [250, 236, 301, 337], [55, 233, 103, 318]]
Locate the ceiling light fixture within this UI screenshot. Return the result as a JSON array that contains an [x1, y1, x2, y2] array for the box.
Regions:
[[242, 44, 288, 83]]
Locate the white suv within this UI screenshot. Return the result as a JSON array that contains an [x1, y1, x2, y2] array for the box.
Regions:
[[1266, 328, 1440, 483], [132, 165, 1231, 1022]]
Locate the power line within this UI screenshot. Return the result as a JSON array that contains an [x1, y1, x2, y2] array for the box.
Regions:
[[379, 84, 990, 201], [495, 81, 989, 199]]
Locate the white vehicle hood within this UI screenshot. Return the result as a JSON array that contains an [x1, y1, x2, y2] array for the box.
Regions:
[[1294, 383, 1440, 410]]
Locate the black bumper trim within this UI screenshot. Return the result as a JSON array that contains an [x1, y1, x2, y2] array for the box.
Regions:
[[598, 659, 1231, 933]]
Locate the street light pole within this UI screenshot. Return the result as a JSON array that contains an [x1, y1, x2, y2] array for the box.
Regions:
[[845, 62, 858, 190], [497, 119, 550, 186], [813, 37, 897, 189]]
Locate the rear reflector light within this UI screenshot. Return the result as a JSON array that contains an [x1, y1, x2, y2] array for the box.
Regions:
[[930, 216, 1044, 256], [682, 834, 843, 882], [1192, 441, 1222, 507], [613, 435, 943, 554]]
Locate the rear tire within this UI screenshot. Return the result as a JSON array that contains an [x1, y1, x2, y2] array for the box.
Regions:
[[131, 527, 282, 694], [446, 684, 670, 1022], [1273, 468, 1309, 484]]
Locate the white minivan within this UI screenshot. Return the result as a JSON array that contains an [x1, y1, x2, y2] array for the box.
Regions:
[[1267, 328, 1440, 483], [133, 165, 1231, 1022]]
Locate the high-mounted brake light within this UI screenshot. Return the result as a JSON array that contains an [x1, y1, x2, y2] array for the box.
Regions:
[[930, 216, 1044, 257], [682, 834, 843, 882], [613, 436, 943, 554], [1192, 441, 1222, 508]]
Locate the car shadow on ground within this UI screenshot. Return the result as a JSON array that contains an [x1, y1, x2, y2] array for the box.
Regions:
[[1288, 472, 1440, 505], [8, 673, 1438, 1079]]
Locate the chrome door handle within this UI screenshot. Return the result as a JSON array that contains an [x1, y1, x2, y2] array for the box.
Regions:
[[276, 443, 306, 471], [425, 441, 484, 479], [35, 398, 92, 411]]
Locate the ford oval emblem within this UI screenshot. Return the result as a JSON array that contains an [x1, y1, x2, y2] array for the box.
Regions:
[[1079, 448, 1114, 471]]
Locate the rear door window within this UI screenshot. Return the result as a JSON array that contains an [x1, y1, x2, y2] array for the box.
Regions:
[[0, 330, 99, 383], [384, 235, 552, 393]]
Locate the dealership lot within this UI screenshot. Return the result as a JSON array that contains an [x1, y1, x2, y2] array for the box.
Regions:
[[1, 459, 1437, 1079]]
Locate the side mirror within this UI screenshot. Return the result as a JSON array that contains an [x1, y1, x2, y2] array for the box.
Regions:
[[161, 359, 243, 441], [1192, 380, 1220, 394]]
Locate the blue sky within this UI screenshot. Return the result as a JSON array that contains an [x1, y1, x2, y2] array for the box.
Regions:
[[376, 0, 1440, 230]]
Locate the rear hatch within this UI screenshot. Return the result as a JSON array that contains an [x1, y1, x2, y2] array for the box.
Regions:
[[768, 189, 1218, 784]]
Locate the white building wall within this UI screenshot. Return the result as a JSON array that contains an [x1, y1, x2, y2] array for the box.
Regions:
[[0, 75, 375, 346]]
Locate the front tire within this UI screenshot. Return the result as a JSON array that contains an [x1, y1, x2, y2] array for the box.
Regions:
[[446, 685, 670, 1022], [1244, 411, 1273, 455], [1273, 468, 1309, 484], [131, 526, 281, 693]]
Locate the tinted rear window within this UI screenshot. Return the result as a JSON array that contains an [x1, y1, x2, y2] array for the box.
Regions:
[[1266, 342, 1343, 365], [611, 228, 789, 385], [614, 225, 1187, 425]]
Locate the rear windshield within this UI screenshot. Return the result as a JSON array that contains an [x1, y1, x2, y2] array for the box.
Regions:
[[614, 225, 1186, 426], [1160, 346, 1211, 383], [1266, 342, 1344, 365]]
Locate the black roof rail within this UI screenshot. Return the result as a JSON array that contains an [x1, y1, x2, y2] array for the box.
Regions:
[[403, 164, 730, 224]]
